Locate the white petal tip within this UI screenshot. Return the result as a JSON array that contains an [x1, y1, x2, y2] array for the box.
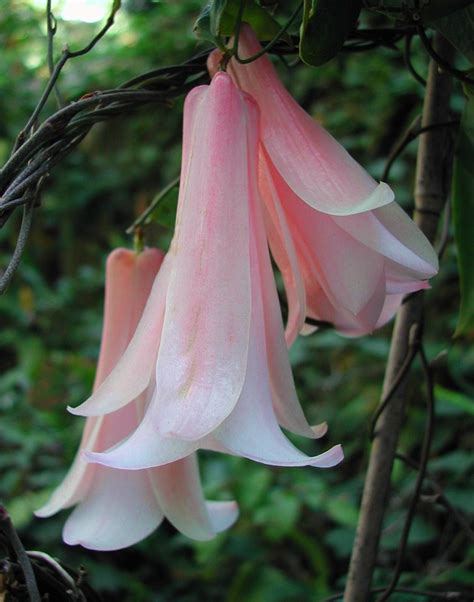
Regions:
[[34, 508, 51, 519], [82, 450, 107, 466], [207, 500, 239, 533], [67, 403, 97, 417], [311, 444, 344, 468], [300, 323, 318, 337], [311, 422, 328, 438]]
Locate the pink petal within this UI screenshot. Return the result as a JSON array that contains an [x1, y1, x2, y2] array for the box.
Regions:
[[35, 417, 102, 517], [259, 153, 306, 346], [205, 501, 240, 533], [69, 254, 173, 417], [37, 249, 163, 516], [211, 167, 341, 468], [63, 467, 164, 551], [375, 293, 405, 329], [151, 73, 252, 440], [280, 178, 385, 317], [227, 25, 393, 216], [150, 455, 239, 540], [84, 406, 198, 470], [333, 202, 438, 277], [257, 168, 327, 438]]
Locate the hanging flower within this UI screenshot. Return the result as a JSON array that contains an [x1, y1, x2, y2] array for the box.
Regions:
[[208, 25, 438, 344], [69, 73, 342, 472], [36, 248, 238, 550]]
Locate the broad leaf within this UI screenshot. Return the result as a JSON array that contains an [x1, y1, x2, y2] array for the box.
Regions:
[[218, 0, 284, 40], [363, 0, 473, 23], [452, 90, 474, 336], [194, 0, 284, 43], [431, 4, 474, 63], [435, 385, 474, 415], [300, 0, 362, 67]]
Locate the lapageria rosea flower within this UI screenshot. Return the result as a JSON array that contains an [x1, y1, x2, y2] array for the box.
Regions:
[[69, 72, 343, 472], [36, 248, 238, 550], [208, 26, 438, 343]]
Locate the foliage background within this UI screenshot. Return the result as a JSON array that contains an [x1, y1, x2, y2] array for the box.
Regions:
[[0, 1, 473, 600]]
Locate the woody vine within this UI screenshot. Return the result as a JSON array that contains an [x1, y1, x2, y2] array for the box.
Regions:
[[0, 1, 473, 601]]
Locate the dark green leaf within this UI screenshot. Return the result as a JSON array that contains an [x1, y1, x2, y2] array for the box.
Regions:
[[452, 90, 474, 335], [422, 0, 473, 22], [435, 385, 474, 415], [193, 5, 216, 44], [326, 495, 359, 528], [300, 0, 362, 67], [194, 0, 284, 43], [363, 0, 473, 23], [147, 186, 179, 229], [431, 3, 474, 63], [218, 0, 284, 40]]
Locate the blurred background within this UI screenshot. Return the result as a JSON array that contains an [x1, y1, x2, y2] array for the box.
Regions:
[[0, 1, 473, 600]]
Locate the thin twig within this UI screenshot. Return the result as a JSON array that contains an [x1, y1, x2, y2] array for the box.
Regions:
[[233, 1, 302, 64], [46, 0, 63, 107], [325, 585, 463, 601], [382, 118, 459, 181], [382, 115, 422, 181], [396, 452, 474, 543], [370, 322, 420, 439], [126, 175, 180, 234], [0, 506, 40, 602], [16, 0, 120, 144], [376, 344, 435, 601], [436, 200, 451, 260], [27, 551, 84, 599], [416, 24, 474, 86], [404, 33, 426, 87], [0, 201, 35, 293]]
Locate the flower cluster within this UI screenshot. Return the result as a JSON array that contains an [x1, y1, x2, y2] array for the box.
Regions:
[[38, 25, 437, 550]]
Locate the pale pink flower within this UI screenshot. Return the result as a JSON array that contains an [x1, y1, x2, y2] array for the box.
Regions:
[[69, 73, 342, 472], [208, 26, 438, 343], [36, 248, 238, 550]]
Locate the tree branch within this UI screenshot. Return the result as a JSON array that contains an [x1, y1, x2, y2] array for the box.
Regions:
[[343, 34, 454, 602]]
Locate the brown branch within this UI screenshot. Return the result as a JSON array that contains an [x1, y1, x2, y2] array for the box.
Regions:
[[376, 345, 435, 601], [0, 506, 40, 602], [343, 34, 455, 602]]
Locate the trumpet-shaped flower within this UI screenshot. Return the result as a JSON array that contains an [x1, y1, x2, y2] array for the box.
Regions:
[[36, 248, 238, 550], [69, 73, 342, 472], [208, 26, 438, 342]]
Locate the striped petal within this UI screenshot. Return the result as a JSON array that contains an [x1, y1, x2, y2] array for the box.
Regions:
[[224, 27, 394, 216], [151, 73, 252, 440]]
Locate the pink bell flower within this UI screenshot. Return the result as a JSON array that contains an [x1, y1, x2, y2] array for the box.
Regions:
[[208, 26, 438, 343], [69, 73, 342, 472], [36, 248, 238, 550]]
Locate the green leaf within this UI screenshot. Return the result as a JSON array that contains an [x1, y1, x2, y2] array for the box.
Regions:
[[431, 4, 474, 63], [326, 495, 359, 528], [363, 1, 473, 24], [253, 489, 301, 540], [422, 0, 473, 22], [435, 384, 474, 415], [300, 0, 362, 66], [193, 5, 217, 44], [382, 514, 437, 550], [429, 450, 474, 474], [194, 0, 284, 44], [452, 90, 474, 335], [147, 186, 179, 229], [218, 0, 284, 40]]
